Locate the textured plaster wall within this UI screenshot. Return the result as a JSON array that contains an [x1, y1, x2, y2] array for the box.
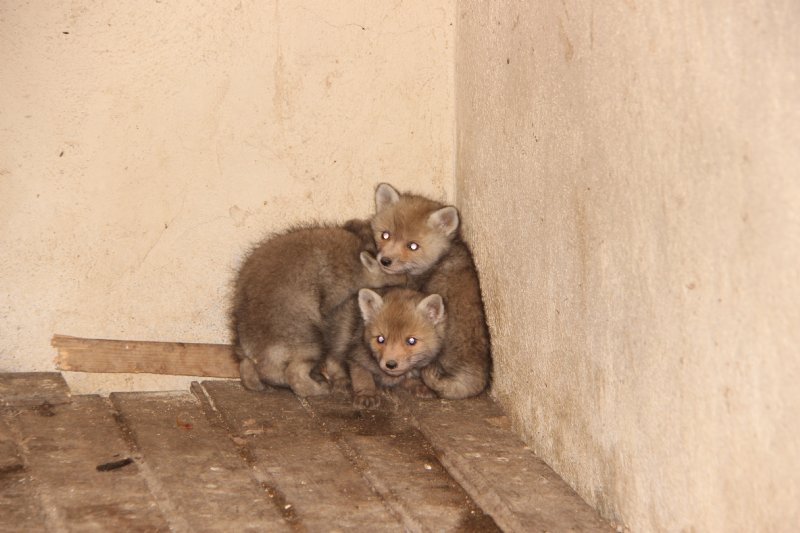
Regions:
[[0, 1, 455, 393], [456, 1, 799, 532]]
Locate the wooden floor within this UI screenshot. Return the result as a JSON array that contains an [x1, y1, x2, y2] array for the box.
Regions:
[[0, 373, 611, 532]]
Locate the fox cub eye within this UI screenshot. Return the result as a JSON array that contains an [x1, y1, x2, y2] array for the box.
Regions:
[[381, 231, 390, 240], [406, 337, 417, 345], [407, 241, 419, 251], [377, 335, 385, 344]]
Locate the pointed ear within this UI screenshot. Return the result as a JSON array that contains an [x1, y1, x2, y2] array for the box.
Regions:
[[358, 289, 384, 322], [427, 206, 459, 237], [375, 183, 400, 212], [360, 251, 380, 274], [417, 294, 445, 325]]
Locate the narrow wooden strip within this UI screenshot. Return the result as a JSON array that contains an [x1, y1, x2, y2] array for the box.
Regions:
[[400, 395, 613, 533], [111, 391, 289, 533], [7, 396, 171, 532], [0, 372, 71, 407], [52, 334, 239, 378], [199, 381, 404, 532], [303, 394, 502, 533]]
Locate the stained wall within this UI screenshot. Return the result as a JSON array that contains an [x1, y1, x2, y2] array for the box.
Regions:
[[456, 1, 800, 531], [0, 1, 455, 393]]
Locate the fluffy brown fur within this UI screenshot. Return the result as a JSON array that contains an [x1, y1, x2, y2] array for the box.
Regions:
[[368, 183, 492, 399], [230, 224, 406, 397], [326, 288, 445, 408]]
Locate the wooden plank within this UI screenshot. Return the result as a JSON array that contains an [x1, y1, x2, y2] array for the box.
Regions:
[[111, 390, 288, 533], [0, 412, 46, 532], [5, 396, 170, 532], [0, 466, 46, 532], [401, 395, 614, 533], [303, 393, 502, 533], [0, 415, 24, 474], [52, 334, 239, 378], [0, 372, 71, 407], [197, 381, 404, 532]]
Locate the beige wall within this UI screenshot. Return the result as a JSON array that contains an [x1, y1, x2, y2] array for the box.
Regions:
[[0, 1, 455, 393], [456, 1, 799, 531]]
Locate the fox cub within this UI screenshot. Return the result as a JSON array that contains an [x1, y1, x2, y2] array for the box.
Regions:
[[231, 225, 405, 397], [326, 288, 446, 408], [369, 183, 491, 399]]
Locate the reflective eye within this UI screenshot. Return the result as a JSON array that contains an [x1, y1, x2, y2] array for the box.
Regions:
[[408, 241, 419, 251], [381, 231, 390, 240], [406, 337, 417, 346], [377, 335, 385, 344]]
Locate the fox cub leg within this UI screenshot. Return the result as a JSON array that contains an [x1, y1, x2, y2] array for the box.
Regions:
[[284, 344, 330, 397], [350, 363, 380, 409], [323, 358, 350, 394], [238, 358, 266, 391]]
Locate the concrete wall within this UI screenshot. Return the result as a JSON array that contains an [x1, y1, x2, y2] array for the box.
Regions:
[[456, 1, 799, 531], [0, 1, 455, 393]]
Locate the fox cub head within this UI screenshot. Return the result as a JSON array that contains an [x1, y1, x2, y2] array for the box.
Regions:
[[371, 183, 459, 276], [358, 288, 446, 377]]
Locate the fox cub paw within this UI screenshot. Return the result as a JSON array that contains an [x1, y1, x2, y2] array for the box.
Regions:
[[353, 393, 381, 409]]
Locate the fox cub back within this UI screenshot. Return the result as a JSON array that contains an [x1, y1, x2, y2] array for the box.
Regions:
[[338, 288, 445, 408]]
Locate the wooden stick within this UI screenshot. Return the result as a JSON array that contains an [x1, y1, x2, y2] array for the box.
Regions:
[[52, 334, 239, 378]]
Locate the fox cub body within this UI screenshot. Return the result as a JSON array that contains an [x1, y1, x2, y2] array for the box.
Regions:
[[326, 288, 445, 408], [369, 183, 491, 399], [231, 225, 404, 397]]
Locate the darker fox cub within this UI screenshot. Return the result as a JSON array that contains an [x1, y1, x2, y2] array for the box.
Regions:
[[231, 225, 405, 397], [369, 183, 491, 399], [327, 288, 445, 408]]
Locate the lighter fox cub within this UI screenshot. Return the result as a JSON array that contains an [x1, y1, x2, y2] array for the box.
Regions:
[[369, 183, 491, 399], [326, 288, 446, 408], [231, 225, 405, 397]]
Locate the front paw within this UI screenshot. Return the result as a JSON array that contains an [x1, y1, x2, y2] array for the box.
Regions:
[[353, 393, 381, 409]]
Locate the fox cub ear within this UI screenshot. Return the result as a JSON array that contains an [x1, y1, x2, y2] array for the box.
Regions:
[[375, 183, 401, 212], [427, 206, 459, 237], [417, 294, 445, 325], [359, 251, 380, 273], [358, 288, 384, 322]]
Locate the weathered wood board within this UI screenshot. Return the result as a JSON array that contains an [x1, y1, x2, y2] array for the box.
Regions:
[[111, 391, 289, 533], [0, 372, 71, 407], [303, 393, 501, 532], [401, 394, 613, 532], [52, 334, 239, 377], [196, 381, 405, 532], [3, 396, 170, 532]]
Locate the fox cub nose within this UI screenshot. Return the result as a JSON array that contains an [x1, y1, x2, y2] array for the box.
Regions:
[[380, 257, 392, 267], [385, 360, 398, 370]]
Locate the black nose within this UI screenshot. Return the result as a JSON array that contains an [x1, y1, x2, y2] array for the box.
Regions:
[[380, 257, 392, 266], [385, 360, 398, 369]]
